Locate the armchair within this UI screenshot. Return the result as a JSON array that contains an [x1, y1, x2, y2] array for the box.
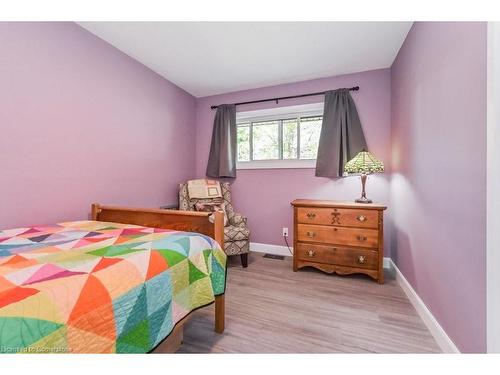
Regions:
[[179, 182, 250, 267]]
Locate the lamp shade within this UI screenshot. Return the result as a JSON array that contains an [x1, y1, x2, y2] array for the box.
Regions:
[[344, 149, 384, 175]]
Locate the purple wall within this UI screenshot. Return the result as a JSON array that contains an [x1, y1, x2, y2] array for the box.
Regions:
[[195, 69, 392, 252], [390, 22, 487, 352], [0, 22, 196, 228]]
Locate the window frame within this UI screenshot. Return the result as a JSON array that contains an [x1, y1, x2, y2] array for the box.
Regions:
[[236, 103, 324, 170]]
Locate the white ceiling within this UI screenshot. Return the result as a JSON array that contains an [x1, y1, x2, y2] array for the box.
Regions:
[[78, 22, 412, 97]]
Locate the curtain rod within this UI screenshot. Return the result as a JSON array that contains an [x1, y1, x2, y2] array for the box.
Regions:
[[210, 86, 359, 110]]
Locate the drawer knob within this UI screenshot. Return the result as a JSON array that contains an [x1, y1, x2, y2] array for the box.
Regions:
[[306, 212, 316, 219], [356, 235, 367, 241], [357, 215, 367, 222], [357, 255, 366, 264], [306, 250, 316, 257], [306, 231, 316, 238]]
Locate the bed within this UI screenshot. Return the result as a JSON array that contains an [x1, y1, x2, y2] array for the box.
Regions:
[[0, 204, 226, 353]]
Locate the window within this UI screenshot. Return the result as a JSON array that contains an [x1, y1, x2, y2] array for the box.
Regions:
[[236, 103, 323, 169]]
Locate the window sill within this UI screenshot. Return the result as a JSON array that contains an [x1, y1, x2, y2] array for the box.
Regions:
[[236, 159, 316, 170]]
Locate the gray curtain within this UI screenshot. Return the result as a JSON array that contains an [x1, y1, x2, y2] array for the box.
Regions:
[[315, 89, 367, 178], [206, 104, 237, 178]]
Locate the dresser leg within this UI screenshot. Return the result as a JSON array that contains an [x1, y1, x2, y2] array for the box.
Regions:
[[378, 271, 384, 284]]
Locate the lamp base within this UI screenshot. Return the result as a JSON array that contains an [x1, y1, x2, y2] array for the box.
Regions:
[[355, 197, 373, 204], [355, 174, 372, 203]]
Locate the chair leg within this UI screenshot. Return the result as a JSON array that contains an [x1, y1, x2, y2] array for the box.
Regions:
[[240, 253, 248, 268]]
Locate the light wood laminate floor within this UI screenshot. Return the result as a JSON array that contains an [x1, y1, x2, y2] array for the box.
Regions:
[[178, 252, 441, 353]]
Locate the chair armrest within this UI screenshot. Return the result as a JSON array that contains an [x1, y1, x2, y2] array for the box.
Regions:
[[230, 212, 247, 227]]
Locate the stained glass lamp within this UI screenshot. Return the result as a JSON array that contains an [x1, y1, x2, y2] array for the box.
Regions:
[[344, 149, 384, 203]]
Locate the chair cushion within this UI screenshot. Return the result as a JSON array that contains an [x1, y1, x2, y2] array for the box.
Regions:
[[224, 225, 250, 242]]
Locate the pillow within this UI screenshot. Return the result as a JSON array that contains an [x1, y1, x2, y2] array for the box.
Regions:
[[194, 201, 228, 226], [187, 179, 222, 199]]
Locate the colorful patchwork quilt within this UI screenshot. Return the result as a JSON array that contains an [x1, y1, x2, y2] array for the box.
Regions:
[[0, 220, 227, 353]]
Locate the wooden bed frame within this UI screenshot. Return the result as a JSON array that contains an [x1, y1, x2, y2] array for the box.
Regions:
[[91, 203, 225, 353]]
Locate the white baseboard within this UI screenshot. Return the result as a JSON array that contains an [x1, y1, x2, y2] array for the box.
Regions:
[[383, 257, 392, 271], [250, 242, 459, 353], [250, 242, 292, 257], [389, 259, 460, 353]]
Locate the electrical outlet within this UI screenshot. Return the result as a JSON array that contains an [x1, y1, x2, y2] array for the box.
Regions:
[[282, 227, 289, 237]]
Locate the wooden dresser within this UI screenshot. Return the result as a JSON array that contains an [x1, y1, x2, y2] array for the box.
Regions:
[[291, 199, 387, 283]]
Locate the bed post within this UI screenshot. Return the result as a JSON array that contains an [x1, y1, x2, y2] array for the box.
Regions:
[[213, 210, 224, 249], [91, 203, 101, 221], [215, 295, 225, 333], [213, 210, 225, 333]]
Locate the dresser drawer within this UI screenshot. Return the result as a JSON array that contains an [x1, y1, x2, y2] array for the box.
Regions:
[[297, 207, 378, 229], [296, 242, 379, 269], [297, 224, 379, 248]]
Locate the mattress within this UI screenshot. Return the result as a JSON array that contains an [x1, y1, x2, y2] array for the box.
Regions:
[[0, 220, 226, 353]]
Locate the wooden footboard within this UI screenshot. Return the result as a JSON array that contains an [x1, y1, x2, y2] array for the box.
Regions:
[[91, 203, 225, 344], [91, 203, 224, 247]]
